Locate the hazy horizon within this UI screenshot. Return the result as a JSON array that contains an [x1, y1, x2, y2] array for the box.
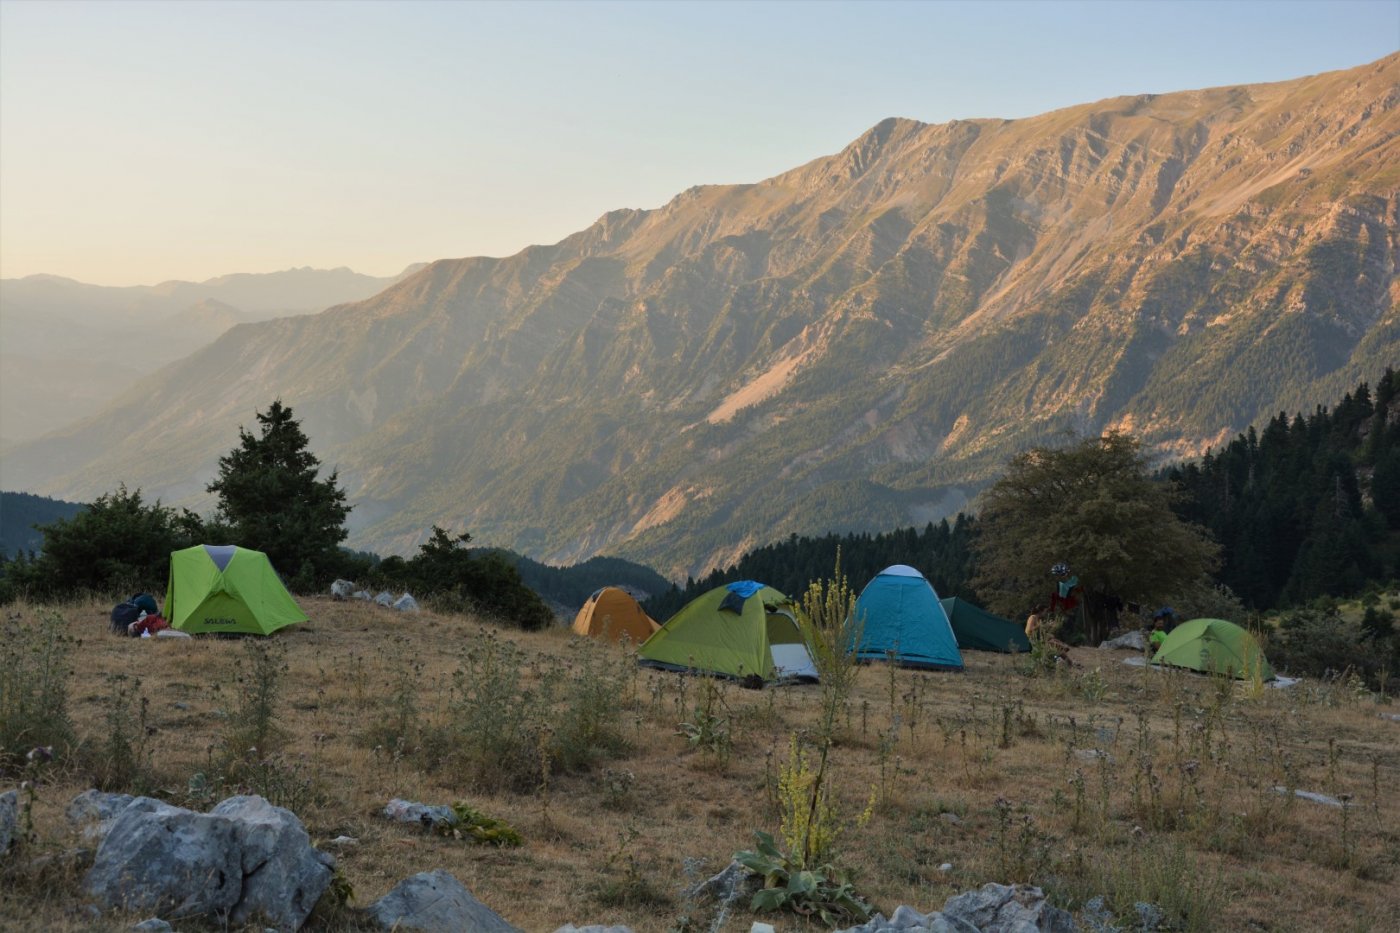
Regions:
[[2, 0, 1396, 288]]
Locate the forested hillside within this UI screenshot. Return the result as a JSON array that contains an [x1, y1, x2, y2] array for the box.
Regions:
[[0, 491, 86, 557], [487, 550, 674, 610], [1168, 368, 1400, 609], [644, 517, 978, 620], [647, 372, 1400, 621]]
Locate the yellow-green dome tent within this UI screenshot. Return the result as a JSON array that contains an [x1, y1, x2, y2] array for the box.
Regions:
[[1150, 617, 1274, 681], [166, 545, 307, 635], [638, 581, 819, 683]]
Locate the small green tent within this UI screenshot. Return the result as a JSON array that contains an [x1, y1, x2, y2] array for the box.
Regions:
[[638, 581, 819, 683], [166, 544, 307, 635], [1150, 617, 1274, 681], [940, 597, 1030, 653]]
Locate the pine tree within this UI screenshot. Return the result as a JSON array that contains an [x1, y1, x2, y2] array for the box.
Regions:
[[208, 400, 350, 587]]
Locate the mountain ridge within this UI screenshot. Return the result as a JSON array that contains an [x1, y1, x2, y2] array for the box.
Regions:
[[3, 54, 1396, 577], [0, 264, 426, 446]]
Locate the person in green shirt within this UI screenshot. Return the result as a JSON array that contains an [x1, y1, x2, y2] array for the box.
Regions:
[[1149, 617, 1167, 649]]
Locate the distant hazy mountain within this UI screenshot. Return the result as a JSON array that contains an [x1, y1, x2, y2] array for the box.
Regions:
[[0, 264, 423, 444], [3, 56, 1395, 577]]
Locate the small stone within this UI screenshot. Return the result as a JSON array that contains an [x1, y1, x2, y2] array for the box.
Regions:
[[383, 798, 458, 829], [393, 594, 420, 612], [369, 869, 521, 932], [131, 920, 174, 933], [889, 905, 932, 926], [938, 812, 963, 825], [750, 925, 777, 933], [552, 926, 634, 933], [375, 591, 395, 606], [173, 702, 190, 711], [325, 834, 359, 847], [942, 882, 1076, 933], [1135, 901, 1166, 930], [1099, 630, 1148, 651], [939, 862, 954, 872], [1273, 786, 1344, 807], [686, 859, 763, 901]]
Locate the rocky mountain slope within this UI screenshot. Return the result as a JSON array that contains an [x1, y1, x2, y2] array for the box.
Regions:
[[4, 55, 1396, 576]]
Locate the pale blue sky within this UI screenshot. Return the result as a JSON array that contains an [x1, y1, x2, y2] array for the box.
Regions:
[[2, 0, 1396, 286]]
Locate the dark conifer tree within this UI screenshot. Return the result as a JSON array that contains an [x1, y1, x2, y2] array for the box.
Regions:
[[207, 400, 350, 587]]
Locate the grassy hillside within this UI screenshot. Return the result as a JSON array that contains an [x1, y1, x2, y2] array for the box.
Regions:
[[3, 595, 1397, 930]]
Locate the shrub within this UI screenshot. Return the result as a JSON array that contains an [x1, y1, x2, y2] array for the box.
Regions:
[[1269, 608, 1398, 688], [0, 610, 74, 773], [442, 631, 541, 791], [435, 802, 522, 847], [551, 639, 633, 771], [436, 629, 631, 792], [90, 675, 154, 793], [1103, 841, 1226, 933], [7, 487, 202, 600], [734, 830, 873, 927], [226, 640, 288, 754], [400, 527, 553, 630]]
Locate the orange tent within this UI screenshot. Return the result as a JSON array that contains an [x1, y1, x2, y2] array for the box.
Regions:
[[572, 587, 659, 644]]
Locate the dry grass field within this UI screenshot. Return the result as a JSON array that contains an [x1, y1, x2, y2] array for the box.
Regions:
[[3, 595, 1398, 932]]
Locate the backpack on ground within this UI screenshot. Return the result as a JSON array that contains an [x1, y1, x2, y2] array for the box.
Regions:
[[110, 600, 142, 635]]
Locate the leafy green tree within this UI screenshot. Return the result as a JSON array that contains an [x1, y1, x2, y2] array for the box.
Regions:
[[399, 526, 553, 630], [973, 432, 1219, 643], [208, 400, 350, 588], [6, 485, 201, 599]]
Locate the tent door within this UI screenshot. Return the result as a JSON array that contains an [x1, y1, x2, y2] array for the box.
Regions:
[[766, 612, 817, 679], [769, 643, 818, 680]]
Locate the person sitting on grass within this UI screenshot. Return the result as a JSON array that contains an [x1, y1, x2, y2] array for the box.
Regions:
[[1149, 616, 1168, 650], [1026, 605, 1074, 666]]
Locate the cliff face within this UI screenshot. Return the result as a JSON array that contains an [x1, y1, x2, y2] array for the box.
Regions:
[[5, 55, 1397, 576]]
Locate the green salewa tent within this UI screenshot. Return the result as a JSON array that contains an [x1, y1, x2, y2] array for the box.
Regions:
[[166, 544, 307, 635], [638, 581, 819, 683], [940, 597, 1031, 653], [1150, 617, 1274, 681]]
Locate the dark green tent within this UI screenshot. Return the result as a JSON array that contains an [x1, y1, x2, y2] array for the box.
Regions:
[[939, 597, 1030, 653]]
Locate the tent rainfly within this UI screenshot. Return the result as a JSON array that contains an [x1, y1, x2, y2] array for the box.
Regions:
[[940, 596, 1031, 653], [638, 581, 819, 683], [166, 544, 307, 635]]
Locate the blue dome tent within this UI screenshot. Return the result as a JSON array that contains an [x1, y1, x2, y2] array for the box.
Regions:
[[851, 565, 964, 671]]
